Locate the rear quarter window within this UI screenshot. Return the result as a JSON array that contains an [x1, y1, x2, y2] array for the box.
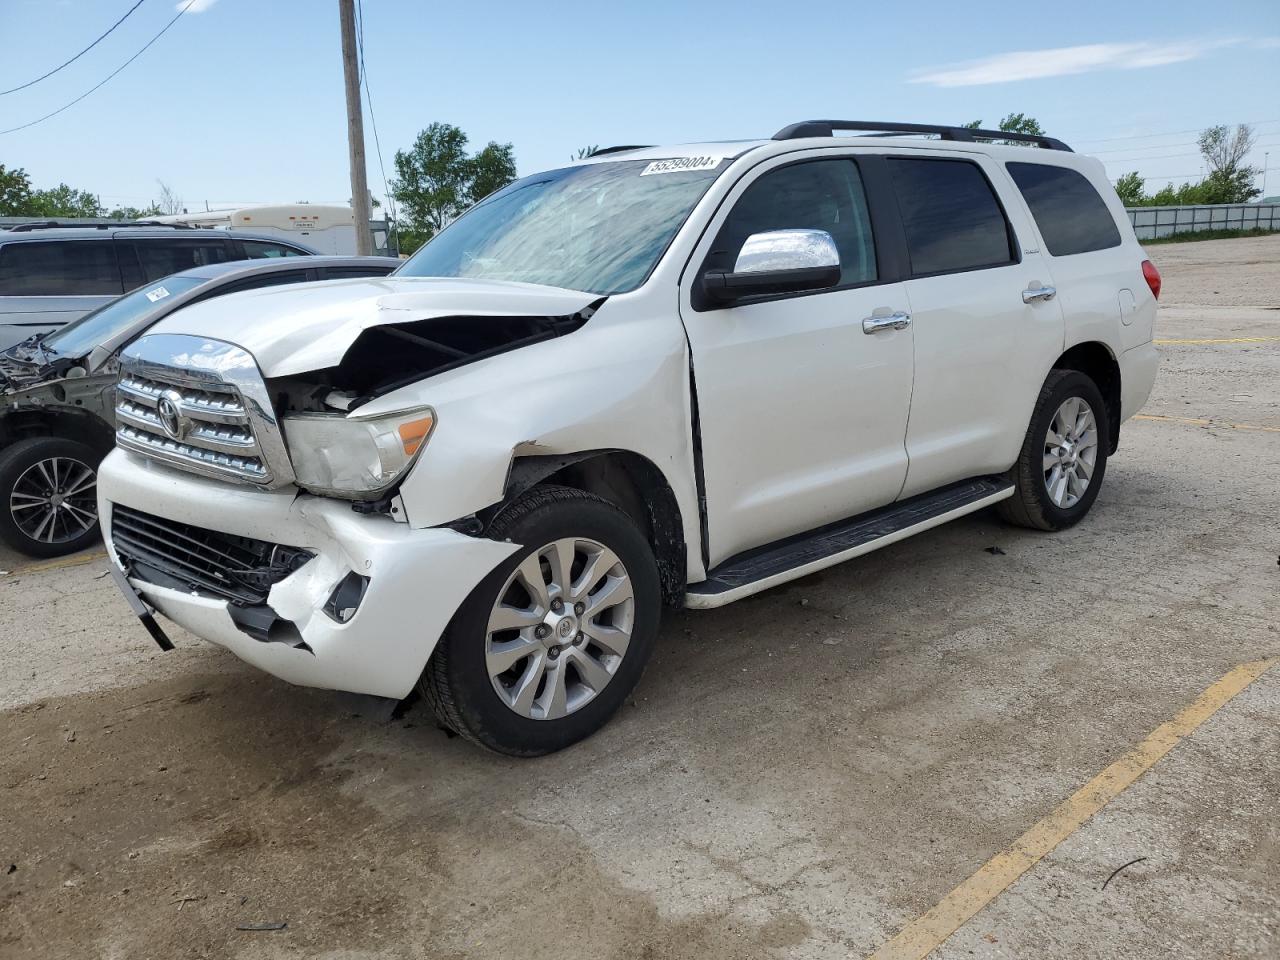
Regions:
[[1006, 162, 1122, 257], [888, 158, 1016, 276]]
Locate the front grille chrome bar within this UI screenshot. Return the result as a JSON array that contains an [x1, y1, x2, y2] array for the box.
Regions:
[[115, 334, 295, 488]]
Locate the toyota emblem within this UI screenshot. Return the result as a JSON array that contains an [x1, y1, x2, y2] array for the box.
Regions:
[[156, 390, 188, 441]]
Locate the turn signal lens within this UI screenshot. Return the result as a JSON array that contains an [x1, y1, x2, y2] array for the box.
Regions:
[[1141, 259, 1161, 301], [398, 414, 435, 456]]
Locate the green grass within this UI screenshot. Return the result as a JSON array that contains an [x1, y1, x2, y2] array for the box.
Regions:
[[1143, 227, 1279, 245]]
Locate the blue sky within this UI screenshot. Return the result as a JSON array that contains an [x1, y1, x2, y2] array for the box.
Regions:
[[3, 0, 1278, 211]]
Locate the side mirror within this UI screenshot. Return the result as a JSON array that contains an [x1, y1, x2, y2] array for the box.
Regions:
[[701, 229, 841, 304]]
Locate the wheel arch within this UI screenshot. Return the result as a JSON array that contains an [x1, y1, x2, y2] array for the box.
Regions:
[[0, 408, 115, 456], [1052, 341, 1121, 453], [497, 449, 687, 607]]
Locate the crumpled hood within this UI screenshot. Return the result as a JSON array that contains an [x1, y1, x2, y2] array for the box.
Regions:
[[143, 276, 600, 377]]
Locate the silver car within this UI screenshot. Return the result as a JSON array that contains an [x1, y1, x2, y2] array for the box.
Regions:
[[0, 255, 398, 557]]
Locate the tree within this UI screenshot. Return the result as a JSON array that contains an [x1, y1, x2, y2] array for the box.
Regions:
[[391, 122, 518, 242], [1113, 171, 1145, 206], [156, 179, 184, 215], [1123, 123, 1264, 207], [107, 203, 162, 220], [1196, 124, 1260, 203], [572, 145, 599, 161], [962, 114, 1044, 135], [961, 113, 1045, 146], [1199, 124, 1254, 177], [0, 164, 34, 215], [27, 184, 103, 218], [470, 141, 517, 204], [996, 113, 1044, 137]]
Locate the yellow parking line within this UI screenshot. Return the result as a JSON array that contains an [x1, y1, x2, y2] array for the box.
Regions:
[[1154, 336, 1280, 344], [1133, 413, 1280, 433], [4, 550, 107, 577], [867, 658, 1277, 960]]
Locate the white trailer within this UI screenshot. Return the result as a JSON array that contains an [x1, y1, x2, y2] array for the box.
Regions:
[[148, 205, 396, 256]]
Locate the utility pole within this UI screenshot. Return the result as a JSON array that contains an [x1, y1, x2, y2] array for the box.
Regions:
[[338, 0, 373, 255]]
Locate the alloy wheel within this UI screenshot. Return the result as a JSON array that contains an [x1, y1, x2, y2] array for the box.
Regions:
[[485, 537, 635, 721], [10, 457, 98, 544], [1042, 397, 1099, 509]]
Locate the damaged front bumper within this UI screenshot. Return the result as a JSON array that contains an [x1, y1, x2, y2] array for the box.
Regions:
[[97, 449, 517, 699]]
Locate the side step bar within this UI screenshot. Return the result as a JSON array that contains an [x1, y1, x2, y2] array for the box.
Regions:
[[685, 476, 1014, 609]]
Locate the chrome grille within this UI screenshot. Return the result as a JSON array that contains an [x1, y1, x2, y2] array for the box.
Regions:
[[111, 504, 311, 605], [114, 334, 295, 487]]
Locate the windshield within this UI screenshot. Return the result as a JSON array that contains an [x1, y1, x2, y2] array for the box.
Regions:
[[42, 276, 206, 358], [396, 158, 725, 295]]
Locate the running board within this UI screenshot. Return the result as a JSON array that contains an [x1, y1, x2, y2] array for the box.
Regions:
[[685, 476, 1013, 609]]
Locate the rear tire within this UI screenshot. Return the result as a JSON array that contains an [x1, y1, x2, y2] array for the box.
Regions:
[[0, 437, 102, 558], [420, 485, 661, 756], [998, 369, 1109, 532]]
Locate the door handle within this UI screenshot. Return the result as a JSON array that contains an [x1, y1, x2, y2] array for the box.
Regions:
[[1022, 285, 1057, 304], [862, 311, 911, 334]]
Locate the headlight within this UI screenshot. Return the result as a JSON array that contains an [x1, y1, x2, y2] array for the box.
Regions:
[[282, 406, 436, 498]]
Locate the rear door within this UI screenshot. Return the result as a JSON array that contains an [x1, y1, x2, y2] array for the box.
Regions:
[[1004, 160, 1149, 352], [888, 153, 1065, 498], [679, 154, 914, 565], [0, 239, 123, 349]]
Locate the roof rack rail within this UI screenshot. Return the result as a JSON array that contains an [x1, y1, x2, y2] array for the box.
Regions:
[[6, 220, 198, 233], [588, 145, 654, 157], [772, 120, 1072, 152]]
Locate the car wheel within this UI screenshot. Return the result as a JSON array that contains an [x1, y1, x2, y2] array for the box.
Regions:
[[998, 369, 1109, 532], [0, 437, 102, 558], [420, 485, 661, 756]]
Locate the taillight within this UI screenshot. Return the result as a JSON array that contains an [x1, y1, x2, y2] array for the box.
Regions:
[[1142, 259, 1161, 300]]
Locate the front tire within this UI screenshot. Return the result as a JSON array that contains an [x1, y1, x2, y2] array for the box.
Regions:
[[0, 437, 102, 558], [998, 369, 1109, 532], [420, 485, 661, 756]]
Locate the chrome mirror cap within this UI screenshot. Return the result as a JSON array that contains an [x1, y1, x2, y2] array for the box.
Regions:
[[733, 229, 840, 274]]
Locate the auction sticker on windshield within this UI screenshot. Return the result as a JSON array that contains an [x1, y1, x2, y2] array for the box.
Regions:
[[144, 286, 171, 303], [640, 156, 723, 175]]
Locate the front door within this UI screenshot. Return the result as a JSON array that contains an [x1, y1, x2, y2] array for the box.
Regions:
[[679, 156, 915, 567]]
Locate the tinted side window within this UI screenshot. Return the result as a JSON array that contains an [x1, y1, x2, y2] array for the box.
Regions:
[[323, 266, 394, 280], [710, 159, 877, 287], [240, 240, 309, 259], [203, 270, 314, 298], [888, 159, 1015, 276], [1007, 162, 1122, 257], [131, 239, 231, 283], [0, 240, 122, 296]]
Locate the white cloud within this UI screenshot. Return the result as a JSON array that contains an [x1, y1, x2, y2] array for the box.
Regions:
[[179, 0, 219, 13], [910, 39, 1240, 87]]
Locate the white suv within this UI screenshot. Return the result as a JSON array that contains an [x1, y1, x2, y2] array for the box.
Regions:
[[98, 120, 1160, 755]]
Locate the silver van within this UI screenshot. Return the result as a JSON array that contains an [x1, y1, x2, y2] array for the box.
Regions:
[[0, 223, 317, 351]]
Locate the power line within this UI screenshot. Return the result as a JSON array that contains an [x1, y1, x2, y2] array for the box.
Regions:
[[356, 0, 399, 250], [0, 0, 147, 97], [1092, 136, 1280, 160], [1108, 166, 1280, 184], [0, 0, 195, 136], [1072, 119, 1280, 146], [1098, 141, 1280, 166]]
